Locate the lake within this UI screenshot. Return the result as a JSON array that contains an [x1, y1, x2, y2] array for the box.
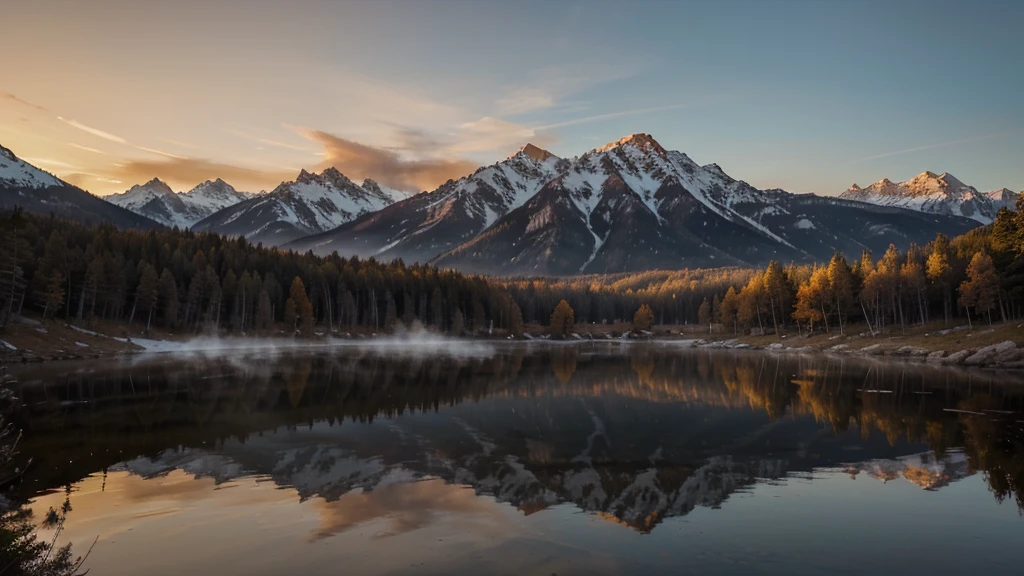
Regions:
[[7, 342, 1024, 575]]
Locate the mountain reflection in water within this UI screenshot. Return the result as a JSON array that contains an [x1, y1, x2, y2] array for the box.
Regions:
[[9, 345, 1024, 574]]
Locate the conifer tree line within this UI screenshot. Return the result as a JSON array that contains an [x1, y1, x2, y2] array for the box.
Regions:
[[2, 198, 1021, 337], [0, 209, 524, 336]]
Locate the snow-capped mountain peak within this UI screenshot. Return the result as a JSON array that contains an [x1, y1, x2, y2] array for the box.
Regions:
[[192, 167, 412, 246], [595, 133, 666, 155], [106, 178, 176, 211], [182, 178, 252, 210], [839, 171, 1013, 223], [987, 187, 1021, 212], [512, 143, 558, 163], [0, 144, 63, 189], [105, 177, 252, 228]]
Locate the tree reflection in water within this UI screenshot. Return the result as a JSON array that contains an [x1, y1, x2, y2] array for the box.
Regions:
[[8, 345, 1024, 534]]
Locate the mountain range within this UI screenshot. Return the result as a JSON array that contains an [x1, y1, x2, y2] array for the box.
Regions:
[[2, 137, 1020, 274], [284, 143, 569, 263], [105, 177, 254, 228], [190, 168, 412, 245], [0, 144, 160, 230], [840, 171, 1019, 224], [285, 134, 987, 274]]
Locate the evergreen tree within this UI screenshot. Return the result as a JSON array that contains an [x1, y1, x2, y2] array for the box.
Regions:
[[158, 268, 178, 329], [509, 301, 524, 337], [451, 308, 465, 336], [384, 291, 398, 331], [135, 263, 160, 332], [256, 290, 273, 333], [41, 269, 65, 320]]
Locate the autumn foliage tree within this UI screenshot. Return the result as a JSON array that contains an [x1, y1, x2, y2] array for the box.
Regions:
[[697, 298, 712, 333], [959, 251, 999, 327], [720, 286, 740, 335], [286, 276, 314, 335], [550, 299, 575, 339], [633, 304, 654, 331]]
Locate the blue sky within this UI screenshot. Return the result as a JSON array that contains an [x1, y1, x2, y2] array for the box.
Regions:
[[2, 0, 1021, 195]]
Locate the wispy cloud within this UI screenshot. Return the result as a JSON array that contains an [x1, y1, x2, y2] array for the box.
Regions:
[[255, 137, 318, 153], [69, 157, 294, 195], [159, 138, 200, 150], [534, 102, 695, 131], [69, 143, 108, 155], [57, 116, 128, 144], [136, 146, 189, 160], [23, 157, 79, 170], [848, 132, 1015, 164], [1, 92, 48, 112]]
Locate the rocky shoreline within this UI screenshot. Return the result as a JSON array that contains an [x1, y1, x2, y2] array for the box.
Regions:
[[673, 337, 1024, 369]]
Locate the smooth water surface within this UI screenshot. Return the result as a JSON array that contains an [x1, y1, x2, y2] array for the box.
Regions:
[[9, 343, 1024, 575]]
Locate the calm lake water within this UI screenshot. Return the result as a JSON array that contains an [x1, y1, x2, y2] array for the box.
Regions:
[[8, 343, 1024, 575]]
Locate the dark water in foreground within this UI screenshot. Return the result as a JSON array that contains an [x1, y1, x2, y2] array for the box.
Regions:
[[8, 343, 1024, 575]]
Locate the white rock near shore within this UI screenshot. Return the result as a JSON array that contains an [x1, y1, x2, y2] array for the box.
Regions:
[[964, 341, 1017, 366]]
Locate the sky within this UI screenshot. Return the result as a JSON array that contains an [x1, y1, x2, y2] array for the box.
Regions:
[[1, 0, 1022, 196]]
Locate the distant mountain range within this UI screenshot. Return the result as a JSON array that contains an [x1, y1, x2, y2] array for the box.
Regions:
[[0, 144, 160, 230], [840, 171, 1019, 224], [2, 138, 1020, 274], [190, 168, 412, 246], [105, 177, 254, 228]]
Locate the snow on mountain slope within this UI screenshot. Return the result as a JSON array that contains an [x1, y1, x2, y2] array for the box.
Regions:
[[281, 144, 568, 260], [0, 144, 63, 188], [433, 134, 799, 274], [105, 177, 252, 228], [839, 171, 1008, 224], [0, 144, 161, 229], [192, 168, 412, 246], [106, 178, 176, 211], [987, 188, 1021, 212], [182, 178, 254, 212], [432, 134, 979, 275]]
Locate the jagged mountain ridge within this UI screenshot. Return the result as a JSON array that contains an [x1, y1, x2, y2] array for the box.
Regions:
[[105, 177, 253, 228], [840, 171, 1017, 224], [0, 144, 161, 230], [191, 168, 412, 246], [431, 135, 978, 275], [282, 144, 569, 261]]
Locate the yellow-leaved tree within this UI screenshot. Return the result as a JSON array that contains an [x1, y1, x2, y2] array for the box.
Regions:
[[550, 299, 575, 338], [633, 304, 654, 331]]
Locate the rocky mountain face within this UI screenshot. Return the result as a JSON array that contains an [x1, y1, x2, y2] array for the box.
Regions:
[[0, 144, 160, 230], [430, 135, 978, 275], [987, 188, 1021, 212], [191, 168, 412, 246], [839, 171, 1017, 224], [105, 177, 252, 228], [282, 143, 568, 261]]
